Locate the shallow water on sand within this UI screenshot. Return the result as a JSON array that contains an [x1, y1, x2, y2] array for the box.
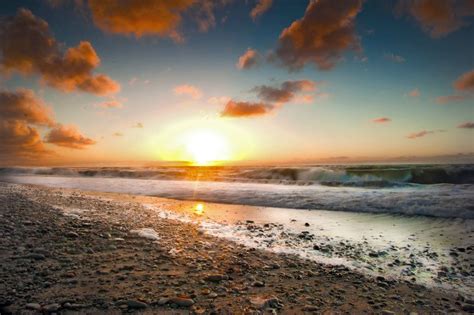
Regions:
[[4, 175, 472, 298]]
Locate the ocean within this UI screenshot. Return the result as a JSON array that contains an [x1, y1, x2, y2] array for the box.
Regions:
[[1, 164, 473, 218]]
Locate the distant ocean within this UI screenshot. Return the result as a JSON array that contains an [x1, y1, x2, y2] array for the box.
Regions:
[[2, 164, 473, 218]]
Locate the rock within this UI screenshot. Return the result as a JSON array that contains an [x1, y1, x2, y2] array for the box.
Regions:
[[204, 274, 228, 282], [156, 298, 169, 306], [66, 231, 79, 238], [43, 303, 61, 313], [462, 304, 474, 312], [252, 281, 265, 287], [25, 253, 45, 260], [381, 310, 395, 315], [125, 300, 148, 309], [25, 303, 41, 311], [250, 297, 283, 309], [169, 297, 195, 307], [302, 305, 319, 311], [304, 222, 310, 227]]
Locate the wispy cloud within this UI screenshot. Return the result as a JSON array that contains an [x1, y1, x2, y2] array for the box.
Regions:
[[408, 88, 420, 97], [384, 53, 406, 63], [173, 84, 203, 100], [236, 48, 261, 70], [372, 117, 391, 123], [407, 129, 445, 139], [457, 121, 474, 129], [250, 0, 273, 21]]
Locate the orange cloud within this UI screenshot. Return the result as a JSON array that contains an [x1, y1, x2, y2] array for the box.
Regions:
[[408, 88, 420, 97], [97, 100, 123, 108], [396, 0, 474, 38], [275, 0, 364, 71], [0, 89, 55, 126], [407, 129, 445, 139], [0, 120, 51, 160], [132, 122, 144, 128], [250, 0, 273, 21], [220, 100, 274, 117], [454, 69, 474, 91], [173, 84, 203, 99], [87, 0, 228, 40], [372, 117, 391, 123], [457, 121, 474, 129], [236, 48, 261, 70], [0, 9, 119, 96], [436, 69, 474, 103], [252, 80, 316, 103], [46, 124, 96, 149]]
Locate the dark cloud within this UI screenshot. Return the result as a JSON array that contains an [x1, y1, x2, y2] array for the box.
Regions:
[[0, 89, 55, 126], [236, 48, 261, 70], [46, 124, 96, 149], [250, 0, 273, 21], [0, 120, 51, 160], [457, 121, 474, 129], [0, 9, 120, 95], [220, 100, 274, 117], [252, 80, 316, 103], [396, 0, 474, 38], [275, 0, 364, 71]]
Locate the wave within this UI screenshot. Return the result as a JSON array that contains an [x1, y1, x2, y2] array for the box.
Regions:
[[1, 164, 473, 187]]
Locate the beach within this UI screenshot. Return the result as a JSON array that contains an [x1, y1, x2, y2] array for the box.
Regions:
[[1, 182, 473, 314]]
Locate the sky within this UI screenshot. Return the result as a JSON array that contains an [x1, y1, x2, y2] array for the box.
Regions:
[[0, 0, 473, 166]]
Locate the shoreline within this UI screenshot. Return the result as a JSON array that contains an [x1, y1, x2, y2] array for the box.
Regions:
[[1, 182, 473, 313]]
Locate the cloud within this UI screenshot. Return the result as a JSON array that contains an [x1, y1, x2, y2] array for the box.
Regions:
[[0, 9, 120, 96], [86, 0, 228, 41], [275, 0, 364, 71], [207, 96, 231, 106], [454, 69, 474, 91], [436, 69, 474, 103], [250, 0, 273, 21], [113, 132, 123, 136], [436, 94, 468, 104], [372, 117, 391, 123], [407, 129, 445, 139], [46, 124, 96, 149], [132, 122, 144, 128], [97, 99, 123, 108], [220, 100, 274, 117], [395, 0, 474, 38], [252, 80, 316, 103], [384, 53, 406, 63], [0, 120, 51, 160], [173, 84, 203, 99], [408, 88, 420, 97], [457, 121, 474, 129], [0, 89, 55, 126], [236, 48, 261, 70]]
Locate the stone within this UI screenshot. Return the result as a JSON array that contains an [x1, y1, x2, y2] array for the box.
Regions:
[[169, 297, 195, 307], [43, 303, 61, 313], [125, 300, 148, 309], [204, 274, 228, 282], [25, 303, 41, 311]]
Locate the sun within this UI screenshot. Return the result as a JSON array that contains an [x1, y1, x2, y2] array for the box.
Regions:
[[184, 130, 230, 165]]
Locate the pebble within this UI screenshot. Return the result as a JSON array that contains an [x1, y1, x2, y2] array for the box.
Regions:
[[25, 303, 41, 311], [125, 300, 148, 309], [169, 297, 195, 307]]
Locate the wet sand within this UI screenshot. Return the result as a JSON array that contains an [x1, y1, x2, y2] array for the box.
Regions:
[[1, 182, 473, 314]]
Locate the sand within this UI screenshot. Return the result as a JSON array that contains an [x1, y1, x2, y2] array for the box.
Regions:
[[0, 182, 473, 314]]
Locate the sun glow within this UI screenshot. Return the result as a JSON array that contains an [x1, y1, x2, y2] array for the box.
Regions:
[[153, 119, 253, 165], [194, 203, 204, 215], [185, 130, 230, 165]]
